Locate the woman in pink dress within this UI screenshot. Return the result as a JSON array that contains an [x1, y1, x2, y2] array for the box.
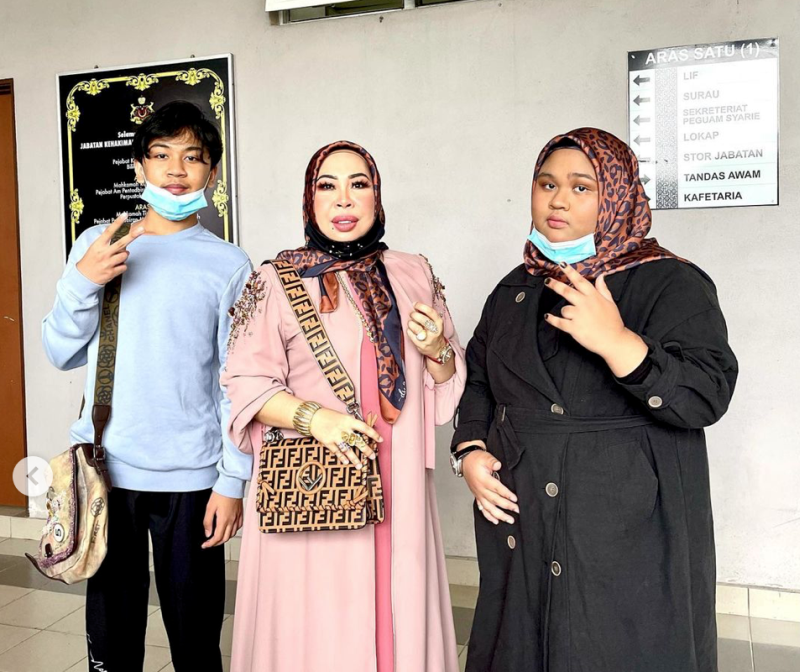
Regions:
[[222, 141, 465, 672]]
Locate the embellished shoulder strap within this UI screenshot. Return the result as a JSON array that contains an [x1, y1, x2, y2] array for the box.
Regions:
[[266, 260, 362, 419]]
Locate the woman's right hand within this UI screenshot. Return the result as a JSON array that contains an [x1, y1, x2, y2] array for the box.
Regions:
[[309, 408, 383, 469], [463, 450, 519, 525]]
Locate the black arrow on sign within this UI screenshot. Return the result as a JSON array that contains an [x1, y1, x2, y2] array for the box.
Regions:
[[634, 136, 652, 145], [641, 175, 651, 185], [634, 75, 651, 86], [633, 96, 651, 106], [633, 115, 651, 125]]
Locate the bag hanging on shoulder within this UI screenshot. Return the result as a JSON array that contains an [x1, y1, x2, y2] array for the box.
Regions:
[[256, 260, 385, 534], [26, 225, 129, 583]]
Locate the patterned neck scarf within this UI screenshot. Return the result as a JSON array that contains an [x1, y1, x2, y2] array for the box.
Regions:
[[524, 127, 684, 280], [276, 141, 406, 425]]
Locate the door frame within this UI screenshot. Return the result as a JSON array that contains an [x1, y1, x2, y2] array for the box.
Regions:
[[0, 78, 28, 508]]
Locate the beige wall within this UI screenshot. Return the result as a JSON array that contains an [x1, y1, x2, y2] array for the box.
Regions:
[[1, 0, 798, 588]]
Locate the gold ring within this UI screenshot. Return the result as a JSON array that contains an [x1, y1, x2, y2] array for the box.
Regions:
[[341, 431, 368, 451]]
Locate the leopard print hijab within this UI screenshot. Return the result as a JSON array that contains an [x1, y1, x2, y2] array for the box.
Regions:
[[524, 127, 684, 280], [276, 141, 406, 425]]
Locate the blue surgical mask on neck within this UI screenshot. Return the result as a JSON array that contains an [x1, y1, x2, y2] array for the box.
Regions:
[[141, 174, 211, 222], [527, 226, 597, 265]]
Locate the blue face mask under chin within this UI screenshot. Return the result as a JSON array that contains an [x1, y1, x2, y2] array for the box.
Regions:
[[141, 174, 211, 222], [527, 226, 597, 265]]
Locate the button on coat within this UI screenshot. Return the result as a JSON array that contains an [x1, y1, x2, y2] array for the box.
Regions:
[[453, 260, 737, 672]]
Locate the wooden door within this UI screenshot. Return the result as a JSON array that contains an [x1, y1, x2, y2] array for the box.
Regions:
[[0, 79, 27, 507]]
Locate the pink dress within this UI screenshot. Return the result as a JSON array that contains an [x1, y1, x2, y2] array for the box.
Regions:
[[222, 251, 465, 672], [356, 298, 394, 672]]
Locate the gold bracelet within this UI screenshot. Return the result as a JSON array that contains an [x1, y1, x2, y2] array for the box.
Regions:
[[293, 401, 321, 437]]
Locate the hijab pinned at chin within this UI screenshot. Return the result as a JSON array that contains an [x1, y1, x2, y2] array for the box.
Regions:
[[300, 146, 386, 263], [276, 140, 406, 424]]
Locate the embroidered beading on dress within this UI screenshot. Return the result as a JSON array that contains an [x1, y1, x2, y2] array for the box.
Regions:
[[227, 270, 267, 353], [419, 254, 448, 316]]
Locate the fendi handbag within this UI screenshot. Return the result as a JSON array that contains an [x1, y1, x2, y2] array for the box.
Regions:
[[256, 260, 385, 534]]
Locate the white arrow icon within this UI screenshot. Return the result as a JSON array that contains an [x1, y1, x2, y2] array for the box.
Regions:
[[12, 457, 54, 498]]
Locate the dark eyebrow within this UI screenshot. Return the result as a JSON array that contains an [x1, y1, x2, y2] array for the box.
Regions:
[[316, 172, 371, 182], [148, 143, 204, 153], [537, 171, 597, 182]]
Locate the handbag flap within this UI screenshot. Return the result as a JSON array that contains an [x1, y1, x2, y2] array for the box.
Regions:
[[37, 447, 79, 568], [257, 438, 370, 514]]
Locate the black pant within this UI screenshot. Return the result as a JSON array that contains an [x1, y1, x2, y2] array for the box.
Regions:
[[86, 488, 225, 672]]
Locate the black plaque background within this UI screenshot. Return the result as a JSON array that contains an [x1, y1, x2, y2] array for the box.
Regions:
[[58, 55, 236, 261]]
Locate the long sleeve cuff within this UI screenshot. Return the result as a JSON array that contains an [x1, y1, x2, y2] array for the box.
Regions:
[[616, 348, 655, 386], [60, 264, 104, 304], [614, 335, 677, 413], [451, 418, 491, 449], [212, 473, 247, 499]]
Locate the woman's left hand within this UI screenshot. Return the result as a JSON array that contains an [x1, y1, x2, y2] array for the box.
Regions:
[[543, 262, 626, 359], [407, 302, 446, 358]]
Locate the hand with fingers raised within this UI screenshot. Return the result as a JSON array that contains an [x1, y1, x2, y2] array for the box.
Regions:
[[76, 213, 146, 285], [543, 262, 649, 377], [463, 448, 519, 526], [309, 408, 383, 470]]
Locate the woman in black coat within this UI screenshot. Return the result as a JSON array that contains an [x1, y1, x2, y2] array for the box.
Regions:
[[451, 128, 737, 672]]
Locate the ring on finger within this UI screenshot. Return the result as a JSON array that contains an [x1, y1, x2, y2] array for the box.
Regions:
[[416, 330, 427, 341], [424, 319, 438, 334], [341, 431, 358, 447], [336, 441, 350, 453]]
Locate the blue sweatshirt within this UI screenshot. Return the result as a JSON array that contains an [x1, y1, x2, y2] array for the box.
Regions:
[[42, 223, 253, 498]]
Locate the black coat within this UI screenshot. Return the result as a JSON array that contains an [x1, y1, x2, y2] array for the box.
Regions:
[[452, 259, 738, 672]]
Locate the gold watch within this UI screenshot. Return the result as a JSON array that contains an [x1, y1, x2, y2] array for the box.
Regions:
[[427, 341, 454, 365]]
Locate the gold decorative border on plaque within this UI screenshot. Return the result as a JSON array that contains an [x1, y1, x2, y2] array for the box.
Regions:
[[64, 65, 231, 245]]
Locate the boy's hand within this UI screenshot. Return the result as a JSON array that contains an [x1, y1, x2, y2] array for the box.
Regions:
[[76, 213, 145, 285], [201, 492, 244, 549]]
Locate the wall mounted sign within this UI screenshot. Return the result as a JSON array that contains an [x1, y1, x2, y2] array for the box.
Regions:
[[628, 38, 779, 209], [58, 54, 237, 260]]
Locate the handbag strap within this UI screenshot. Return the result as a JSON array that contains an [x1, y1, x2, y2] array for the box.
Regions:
[[90, 223, 130, 448], [267, 260, 362, 419]]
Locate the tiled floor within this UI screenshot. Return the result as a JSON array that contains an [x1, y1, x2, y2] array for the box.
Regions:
[[0, 535, 797, 671]]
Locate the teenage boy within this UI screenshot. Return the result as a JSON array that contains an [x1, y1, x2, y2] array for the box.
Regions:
[[43, 101, 252, 671]]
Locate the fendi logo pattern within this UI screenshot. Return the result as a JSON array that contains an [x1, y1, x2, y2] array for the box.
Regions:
[[272, 260, 357, 406], [258, 438, 382, 534], [257, 260, 385, 534]]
